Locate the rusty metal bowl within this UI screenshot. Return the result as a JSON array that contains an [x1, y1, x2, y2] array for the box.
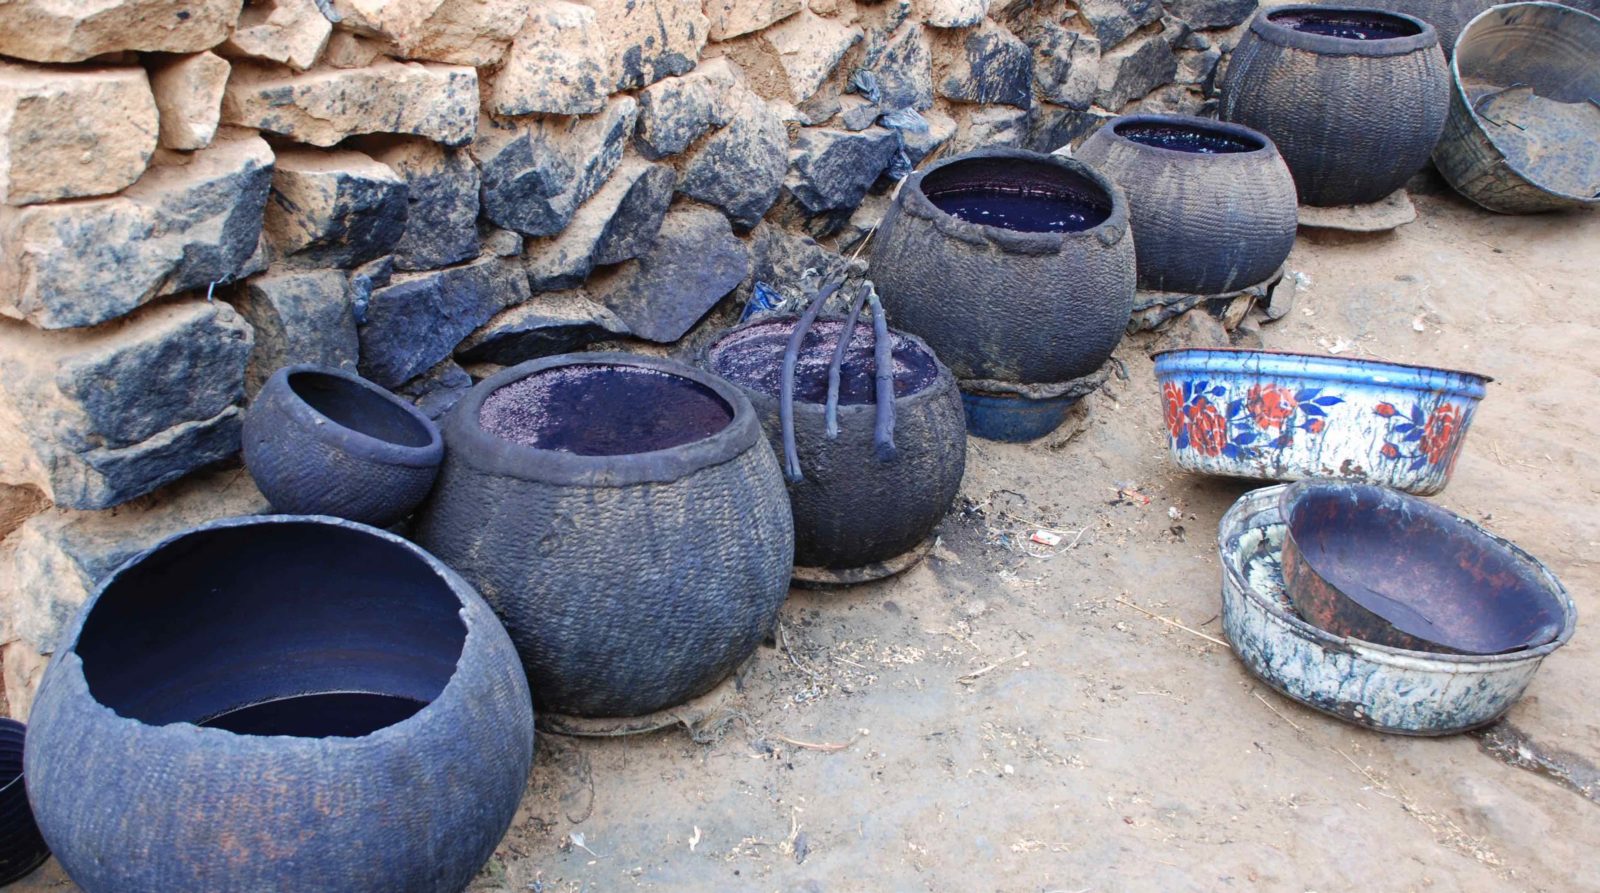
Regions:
[[1279, 480, 1567, 654]]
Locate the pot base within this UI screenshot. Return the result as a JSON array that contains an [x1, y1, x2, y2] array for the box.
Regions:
[[535, 657, 753, 738], [1129, 266, 1287, 332], [1297, 188, 1416, 232], [791, 535, 937, 589]]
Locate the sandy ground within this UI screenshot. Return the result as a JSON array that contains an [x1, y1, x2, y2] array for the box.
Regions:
[[17, 184, 1599, 892]]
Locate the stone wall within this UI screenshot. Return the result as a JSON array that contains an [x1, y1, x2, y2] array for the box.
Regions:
[[0, 0, 1260, 714]]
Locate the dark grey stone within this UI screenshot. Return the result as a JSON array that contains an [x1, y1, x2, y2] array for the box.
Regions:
[[733, 224, 851, 309], [265, 148, 408, 269], [370, 139, 482, 272], [937, 20, 1033, 109], [678, 93, 789, 232], [774, 126, 899, 237], [229, 268, 358, 394], [589, 208, 750, 343], [358, 257, 531, 388], [634, 62, 737, 159], [347, 255, 394, 325], [594, 164, 677, 265], [1165, 0, 1255, 30], [1026, 104, 1106, 153], [455, 293, 630, 365], [841, 98, 881, 131], [1079, 0, 1164, 46], [398, 358, 475, 420], [1020, 21, 1101, 110], [474, 97, 638, 238], [523, 160, 677, 291], [1096, 29, 1178, 110], [862, 21, 932, 110]]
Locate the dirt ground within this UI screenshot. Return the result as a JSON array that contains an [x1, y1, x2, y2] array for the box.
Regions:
[[18, 183, 1600, 892]]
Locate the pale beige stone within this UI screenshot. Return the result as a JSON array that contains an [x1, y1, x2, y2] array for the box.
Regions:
[[717, 9, 860, 103], [222, 60, 479, 147], [148, 51, 230, 150], [920, 0, 989, 28], [492, 0, 608, 116], [220, 0, 333, 70], [0, 484, 48, 543], [0, 0, 243, 63], [583, 0, 708, 91], [704, 0, 802, 41], [0, 63, 158, 206], [389, 0, 531, 66], [329, 0, 441, 42], [323, 31, 389, 68]]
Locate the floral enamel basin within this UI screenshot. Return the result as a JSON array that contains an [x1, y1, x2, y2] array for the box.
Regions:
[[1152, 349, 1489, 495]]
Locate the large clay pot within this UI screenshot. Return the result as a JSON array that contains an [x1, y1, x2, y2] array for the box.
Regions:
[[413, 353, 793, 718], [24, 516, 535, 893], [1220, 4, 1450, 206], [1311, 0, 1492, 56], [1077, 114, 1298, 295], [869, 147, 1135, 385], [704, 315, 967, 575]]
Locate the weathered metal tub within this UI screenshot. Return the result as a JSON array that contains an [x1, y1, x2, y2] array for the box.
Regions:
[[1220, 485, 1576, 735]]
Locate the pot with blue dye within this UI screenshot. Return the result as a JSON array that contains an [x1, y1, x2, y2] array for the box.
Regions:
[[23, 516, 536, 893]]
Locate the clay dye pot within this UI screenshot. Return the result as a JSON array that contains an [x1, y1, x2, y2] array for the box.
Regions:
[[1434, 2, 1600, 213], [1220, 5, 1450, 206], [23, 516, 535, 893], [704, 316, 966, 576], [1279, 480, 1567, 654], [413, 353, 793, 718], [1342, 0, 1492, 56], [0, 720, 47, 886], [244, 365, 443, 527], [1077, 114, 1298, 295], [869, 147, 1135, 385]]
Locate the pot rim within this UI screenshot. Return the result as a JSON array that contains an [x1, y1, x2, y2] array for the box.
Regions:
[[447, 351, 764, 487], [898, 147, 1131, 253], [0, 720, 22, 798], [1448, 1, 1600, 207], [1151, 347, 1491, 398], [266, 364, 444, 469], [1251, 4, 1440, 56], [1100, 113, 1280, 160], [37, 514, 498, 750], [700, 314, 959, 417]]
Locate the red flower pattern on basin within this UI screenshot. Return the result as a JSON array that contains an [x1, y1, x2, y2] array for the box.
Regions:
[[1166, 379, 1342, 459], [1376, 401, 1469, 472]]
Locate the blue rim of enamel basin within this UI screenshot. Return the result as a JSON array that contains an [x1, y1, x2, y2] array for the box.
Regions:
[[1152, 349, 1491, 400]]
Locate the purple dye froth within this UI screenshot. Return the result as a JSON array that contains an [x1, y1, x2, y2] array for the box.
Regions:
[[1118, 123, 1260, 154], [709, 318, 940, 404], [1271, 9, 1421, 40], [480, 364, 734, 456]]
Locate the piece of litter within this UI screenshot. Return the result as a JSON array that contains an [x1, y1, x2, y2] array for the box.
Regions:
[[1003, 764, 1015, 775], [1411, 316, 1427, 332], [1167, 506, 1182, 521], [1031, 529, 1063, 546], [688, 826, 701, 853], [568, 832, 599, 858]]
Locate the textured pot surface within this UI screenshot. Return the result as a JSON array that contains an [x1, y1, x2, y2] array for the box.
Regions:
[[243, 365, 443, 527], [705, 316, 967, 570], [413, 352, 794, 718], [1220, 485, 1575, 735], [869, 147, 1135, 384], [1331, 0, 1492, 56], [1153, 348, 1489, 495], [1220, 4, 1450, 206], [1077, 114, 1298, 295], [25, 516, 535, 893], [1433, 2, 1600, 213]]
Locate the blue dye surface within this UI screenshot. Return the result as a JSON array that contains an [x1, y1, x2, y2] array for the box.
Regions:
[[1275, 10, 1420, 40], [481, 365, 734, 456], [1120, 124, 1259, 154], [928, 187, 1109, 233], [199, 692, 427, 738]]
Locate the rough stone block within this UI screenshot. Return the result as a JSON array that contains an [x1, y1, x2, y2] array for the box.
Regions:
[[324, 31, 388, 68], [329, 0, 441, 41], [229, 268, 357, 394], [589, 207, 749, 343], [1079, 0, 1163, 46], [0, 0, 242, 63], [523, 159, 676, 290], [456, 291, 628, 365], [705, 0, 802, 40], [775, 126, 899, 236], [222, 60, 479, 148], [264, 148, 408, 269], [492, 0, 608, 116], [578, 0, 708, 92], [0, 301, 254, 510], [1165, 0, 1254, 30], [1027, 102, 1102, 153], [720, 9, 861, 104], [397, 358, 475, 420], [1019, 20, 1100, 110], [678, 90, 789, 231], [358, 256, 530, 387], [0, 63, 158, 206], [0, 484, 49, 543], [863, 21, 933, 110], [220, 0, 332, 70], [148, 52, 230, 151], [0, 136, 274, 330], [734, 223, 850, 309], [474, 95, 637, 237], [934, 18, 1033, 109], [904, 107, 957, 163], [947, 104, 1030, 155], [366, 139, 481, 272], [0, 469, 268, 716], [634, 58, 738, 159], [920, 0, 989, 28], [1096, 28, 1177, 110], [386, 0, 531, 66]]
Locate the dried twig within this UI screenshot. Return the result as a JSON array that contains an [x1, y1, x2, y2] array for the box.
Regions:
[[957, 651, 1028, 685], [1253, 691, 1306, 733], [1114, 598, 1231, 649], [771, 734, 855, 753]]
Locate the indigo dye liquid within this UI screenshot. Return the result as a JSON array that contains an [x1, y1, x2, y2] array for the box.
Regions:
[[927, 187, 1110, 232], [1120, 124, 1258, 154], [480, 365, 734, 456], [1274, 11, 1420, 40]]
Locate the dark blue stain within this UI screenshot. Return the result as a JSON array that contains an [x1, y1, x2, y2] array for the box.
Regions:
[[1119, 123, 1260, 154], [1273, 10, 1421, 40], [927, 187, 1109, 232], [710, 319, 940, 405], [480, 364, 734, 456], [199, 693, 427, 738]]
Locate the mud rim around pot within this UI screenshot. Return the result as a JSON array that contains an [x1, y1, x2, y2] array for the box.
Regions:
[[1252, 4, 1439, 56], [271, 365, 444, 469], [1102, 114, 1280, 162]]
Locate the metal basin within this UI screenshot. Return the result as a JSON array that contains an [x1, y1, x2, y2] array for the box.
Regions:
[[1220, 485, 1576, 735], [1279, 480, 1566, 654]]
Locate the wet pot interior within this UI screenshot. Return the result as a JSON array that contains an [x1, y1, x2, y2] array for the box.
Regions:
[[480, 364, 734, 456], [707, 318, 941, 405], [920, 156, 1112, 233], [1282, 482, 1564, 654], [1115, 119, 1264, 155], [75, 522, 467, 738], [289, 370, 434, 448], [1268, 8, 1423, 40]]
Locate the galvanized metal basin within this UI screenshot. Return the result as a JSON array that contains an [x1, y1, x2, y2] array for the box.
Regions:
[[1220, 484, 1576, 735]]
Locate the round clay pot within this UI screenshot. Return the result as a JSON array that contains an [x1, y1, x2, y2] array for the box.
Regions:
[[704, 315, 967, 573], [868, 147, 1135, 385], [412, 353, 794, 718], [1328, 0, 1492, 56], [1219, 4, 1450, 206], [1077, 114, 1298, 294], [0, 720, 47, 886], [243, 365, 443, 527], [24, 516, 535, 893]]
